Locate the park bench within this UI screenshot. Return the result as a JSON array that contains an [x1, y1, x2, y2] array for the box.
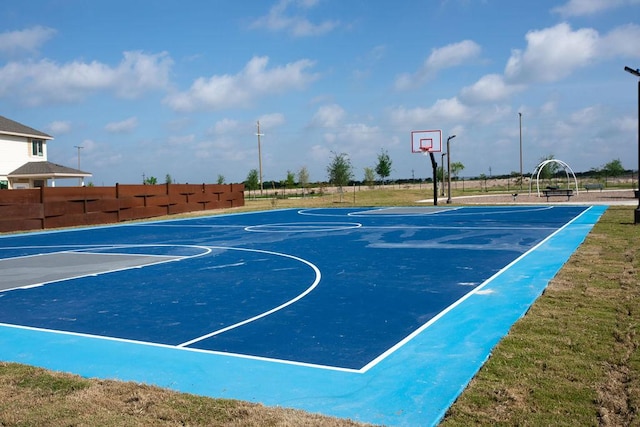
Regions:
[[542, 187, 574, 201], [583, 183, 604, 192]]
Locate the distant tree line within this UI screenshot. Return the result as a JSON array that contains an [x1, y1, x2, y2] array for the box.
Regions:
[[240, 151, 631, 196]]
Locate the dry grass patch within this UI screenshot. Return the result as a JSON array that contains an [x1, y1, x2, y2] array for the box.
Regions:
[[0, 362, 372, 426]]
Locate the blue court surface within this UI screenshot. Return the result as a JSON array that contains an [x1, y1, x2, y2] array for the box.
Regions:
[[0, 205, 606, 426]]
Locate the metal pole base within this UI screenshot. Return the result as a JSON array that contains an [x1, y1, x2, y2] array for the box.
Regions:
[[635, 207, 640, 225]]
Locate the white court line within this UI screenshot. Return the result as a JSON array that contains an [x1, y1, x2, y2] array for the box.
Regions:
[[245, 222, 362, 233], [177, 246, 321, 348], [0, 321, 361, 373], [297, 206, 556, 218]]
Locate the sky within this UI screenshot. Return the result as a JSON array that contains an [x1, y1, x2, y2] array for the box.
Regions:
[[0, 0, 639, 185]]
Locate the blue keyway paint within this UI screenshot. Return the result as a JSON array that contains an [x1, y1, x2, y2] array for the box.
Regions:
[[0, 205, 606, 426]]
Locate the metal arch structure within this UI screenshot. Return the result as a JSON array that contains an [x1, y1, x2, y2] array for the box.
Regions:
[[528, 159, 579, 197]]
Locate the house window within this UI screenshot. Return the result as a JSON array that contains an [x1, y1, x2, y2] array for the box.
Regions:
[[31, 139, 44, 156], [0, 180, 8, 189]]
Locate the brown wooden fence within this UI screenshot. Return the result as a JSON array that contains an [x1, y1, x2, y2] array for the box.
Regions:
[[0, 183, 244, 233]]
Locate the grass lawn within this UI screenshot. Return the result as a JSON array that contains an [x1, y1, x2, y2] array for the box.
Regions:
[[1, 189, 638, 426]]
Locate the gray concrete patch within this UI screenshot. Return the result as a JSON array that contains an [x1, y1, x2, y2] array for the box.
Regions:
[[1, 252, 178, 291]]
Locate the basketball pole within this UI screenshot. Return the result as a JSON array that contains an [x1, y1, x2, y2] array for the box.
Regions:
[[428, 151, 438, 206]]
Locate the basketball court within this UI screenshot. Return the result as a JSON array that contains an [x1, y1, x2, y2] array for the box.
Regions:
[[0, 205, 606, 426]]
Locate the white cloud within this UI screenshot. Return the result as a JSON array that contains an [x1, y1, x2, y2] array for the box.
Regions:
[[258, 112, 286, 129], [105, 117, 138, 133], [167, 134, 195, 145], [47, 120, 72, 135], [310, 121, 381, 165], [505, 23, 598, 84], [598, 24, 640, 58], [113, 51, 173, 98], [503, 22, 640, 85], [250, 0, 340, 37], [552, 0, 639, 17], [615, 115, 637, 133], [395, 40, 481, 90], [0, 51, 172, 106], [568, 106, 603, 126], [453, 21, 639, 112], [213, 118, 240, 134], [164, 56, 318, 112], [310, 143, 332, 163], [390, 97, 470, 127], [460, 74, 525, 103], [311, 104, 346, 128], [0, 26, 56, 55]]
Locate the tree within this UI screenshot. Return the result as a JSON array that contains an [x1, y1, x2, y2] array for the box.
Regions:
[[479, 173, 488, 192], [450, 162, 465, 180], [285, 170, 296, 190], [538, 154, 559, 181], [144, 176, 157, 185], [375, 149, 392, 185], [298, 166, 310, 196], [436, 165, 447, 196], [327, 152, 353, 201], [510, 171, 521, 189], [245, 169, 259, 197], [363, 167, 375, 188], [165, 174, 173, 184], [217, 174, 225, 184], [602, 159, 625, 178]]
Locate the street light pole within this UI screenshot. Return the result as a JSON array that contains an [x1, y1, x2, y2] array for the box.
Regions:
[[519, 112, 523, 190], [624, 66, 640, 224], [446, 135, 456, 204], [440, 152, 447, 196], [256, 121, 264, 196]]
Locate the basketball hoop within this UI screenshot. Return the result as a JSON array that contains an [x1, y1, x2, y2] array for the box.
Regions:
[[419, 147, 432, 156], [410, 129, 442, 154]]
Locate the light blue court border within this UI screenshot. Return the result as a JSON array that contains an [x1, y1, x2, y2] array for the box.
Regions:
[[0, 205, 607, 426]]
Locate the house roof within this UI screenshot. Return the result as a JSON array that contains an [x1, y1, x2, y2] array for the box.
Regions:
[[0, 115, 53, 140], [9, 161, 91, 178]]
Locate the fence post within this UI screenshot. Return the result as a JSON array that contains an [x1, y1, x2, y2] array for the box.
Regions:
[[39, 186, 45, 230]]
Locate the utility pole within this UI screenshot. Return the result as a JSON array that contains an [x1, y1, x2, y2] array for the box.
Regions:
[[74, 145, 83, 186], [256, 121, 264, 195], [74, 145, 83, 169]]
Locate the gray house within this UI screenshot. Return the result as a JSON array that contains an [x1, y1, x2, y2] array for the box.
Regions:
[[0, 115, 91, 189]]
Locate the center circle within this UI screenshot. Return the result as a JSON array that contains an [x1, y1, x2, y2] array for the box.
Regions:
[[245, 222, 362, 233]]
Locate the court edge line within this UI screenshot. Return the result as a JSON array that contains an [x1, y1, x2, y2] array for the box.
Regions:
[[177, 246, 322, 347], [297, 206, 554, 218], [358, 205, 598, 373], [0, 322, 360, 374]]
